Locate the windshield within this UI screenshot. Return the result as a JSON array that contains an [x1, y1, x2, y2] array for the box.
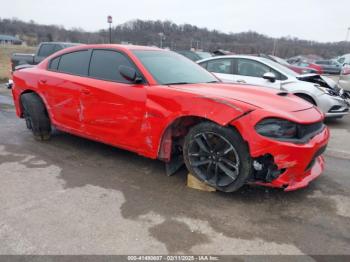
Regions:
[[260, 57, 299, 77], [133, 50, 218, 85]]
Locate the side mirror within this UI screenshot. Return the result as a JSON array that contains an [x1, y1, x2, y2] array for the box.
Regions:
[[263, 72, 276, 83], [119, 65, 143, 83]]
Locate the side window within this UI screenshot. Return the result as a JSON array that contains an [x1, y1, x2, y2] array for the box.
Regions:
[[199, 62, 208, 69], [206, 59, 232, 74], [49, 56, 60, 70], [38, 44, 57, 57], [57, 50, 90, 76], [89, 49, 136, 83], [236, 59, 270, 77]]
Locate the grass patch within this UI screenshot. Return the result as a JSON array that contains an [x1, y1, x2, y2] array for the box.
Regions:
[[0, 45, 36, 81]]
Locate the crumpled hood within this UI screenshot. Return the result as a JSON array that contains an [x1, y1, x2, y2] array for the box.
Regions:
[[297, 73, 337, 89], [171, 83, 313, 112]]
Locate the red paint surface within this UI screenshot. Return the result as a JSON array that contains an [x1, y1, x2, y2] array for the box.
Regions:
[[12, 44, 329, 191]]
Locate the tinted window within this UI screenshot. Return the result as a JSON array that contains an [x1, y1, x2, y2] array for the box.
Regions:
[[38, 44, 59, 57], [206, 59, 232, 74], [49, 56, 60, 70], [235, 58, 287, 80], [58, 50, 90, 76], [236, 59, 270, 77], [89, 50, 135, 83]]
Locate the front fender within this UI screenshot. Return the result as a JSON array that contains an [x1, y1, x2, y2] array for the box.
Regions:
[[137, 92, 255, 159]]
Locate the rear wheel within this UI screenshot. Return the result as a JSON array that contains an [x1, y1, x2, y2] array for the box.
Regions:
[[20, 93, 51, 141], [183, 122, 252, 192]]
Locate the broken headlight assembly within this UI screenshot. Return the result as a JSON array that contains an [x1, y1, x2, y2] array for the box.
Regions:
[[315, 85, 339, 96], [255, 118, 297, 139], [255, 118, 325, 143]]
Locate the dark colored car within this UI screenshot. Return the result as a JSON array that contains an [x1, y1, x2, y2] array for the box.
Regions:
[[175, 50, 202, 61], [314, 60, 342, 74], [11, 42, 81, 72]]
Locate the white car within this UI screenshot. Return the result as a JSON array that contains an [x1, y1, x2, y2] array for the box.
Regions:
[[198, 55, 349, 119], [337, 54, 350, 66]]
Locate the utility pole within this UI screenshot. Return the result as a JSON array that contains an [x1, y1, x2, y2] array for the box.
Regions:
[[158, 32, 165, 48], [346, 27, 350, 42], [272, 39, 278, 56], [107, 15, 112, 43]]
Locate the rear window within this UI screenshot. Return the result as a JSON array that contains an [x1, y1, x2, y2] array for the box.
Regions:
[[57, 50, 90, 76]]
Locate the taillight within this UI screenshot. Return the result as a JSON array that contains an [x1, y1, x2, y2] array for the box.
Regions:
[[341, 67, 350, 75]]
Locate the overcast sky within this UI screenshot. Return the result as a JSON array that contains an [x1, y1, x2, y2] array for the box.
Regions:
[[1, 0, 349, 42]]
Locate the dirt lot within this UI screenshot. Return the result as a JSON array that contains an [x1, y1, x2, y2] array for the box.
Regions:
[[0, 87, 349, 256], [0, 45, 36, 81]]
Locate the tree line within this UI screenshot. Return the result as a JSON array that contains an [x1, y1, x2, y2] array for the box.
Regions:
[[1, 17, 350, 58]]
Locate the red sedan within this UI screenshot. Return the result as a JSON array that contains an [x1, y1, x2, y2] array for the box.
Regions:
[[293, 61, 323, 75], [11, 44, 329, 192]]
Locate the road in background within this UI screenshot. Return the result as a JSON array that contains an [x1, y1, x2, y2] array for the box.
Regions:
[[0, 87, 349, 255]]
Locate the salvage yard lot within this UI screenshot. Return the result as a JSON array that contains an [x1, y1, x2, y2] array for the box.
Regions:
[[0, 87, 349, 255]]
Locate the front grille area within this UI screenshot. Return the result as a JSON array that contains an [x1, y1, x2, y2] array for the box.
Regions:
[[297, 121, 324, 141]]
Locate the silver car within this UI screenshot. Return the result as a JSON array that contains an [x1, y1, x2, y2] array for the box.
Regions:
[[339, 65, 350, 92], [198, 55, 349, 119]]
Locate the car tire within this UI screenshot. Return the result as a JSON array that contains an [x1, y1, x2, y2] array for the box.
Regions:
[[20, 93, 51, 141], [183, 122, 252, 192]]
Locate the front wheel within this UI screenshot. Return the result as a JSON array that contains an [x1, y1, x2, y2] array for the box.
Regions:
[[183, 122, 252, 192]]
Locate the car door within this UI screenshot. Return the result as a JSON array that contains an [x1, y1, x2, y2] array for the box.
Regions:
[[44, 49, 91, 132], [203, 58, 234, 82], [80, 49, 147, 150], [232, 58, 282, 89]]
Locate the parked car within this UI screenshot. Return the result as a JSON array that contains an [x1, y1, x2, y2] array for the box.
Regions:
[[175, 50, 201, 61], [264, 54, 317, 74], [7, 42, 81, 89], [12, 44, 329, 192], [314, 60, 342, 74], [11, 42, 81, 72], [291, 61, 323, 74], [337, 54, 350, 66], [198, 55, 349, 118], [339, 65, 350, 92], [195, 51, 213, 60]]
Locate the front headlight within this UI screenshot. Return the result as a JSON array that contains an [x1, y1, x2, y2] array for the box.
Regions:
[[315, 85, 328, 94], [255, 118, 297, 139]]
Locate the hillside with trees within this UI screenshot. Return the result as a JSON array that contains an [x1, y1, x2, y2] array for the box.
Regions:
[[1, 17, 350, 58]]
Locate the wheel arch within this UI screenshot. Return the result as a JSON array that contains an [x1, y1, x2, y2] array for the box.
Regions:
[[19, 89, 51, 120], [157, 115, 218, 162]]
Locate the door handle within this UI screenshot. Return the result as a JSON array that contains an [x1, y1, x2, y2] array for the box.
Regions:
[[237, 79, 246, 83], [81, 88, 90, 95], [39, 79, 47, 84]]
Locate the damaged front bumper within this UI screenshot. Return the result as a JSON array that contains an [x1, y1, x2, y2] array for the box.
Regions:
[[232, 109, 330, 191], [251, 128, 329, 191]]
